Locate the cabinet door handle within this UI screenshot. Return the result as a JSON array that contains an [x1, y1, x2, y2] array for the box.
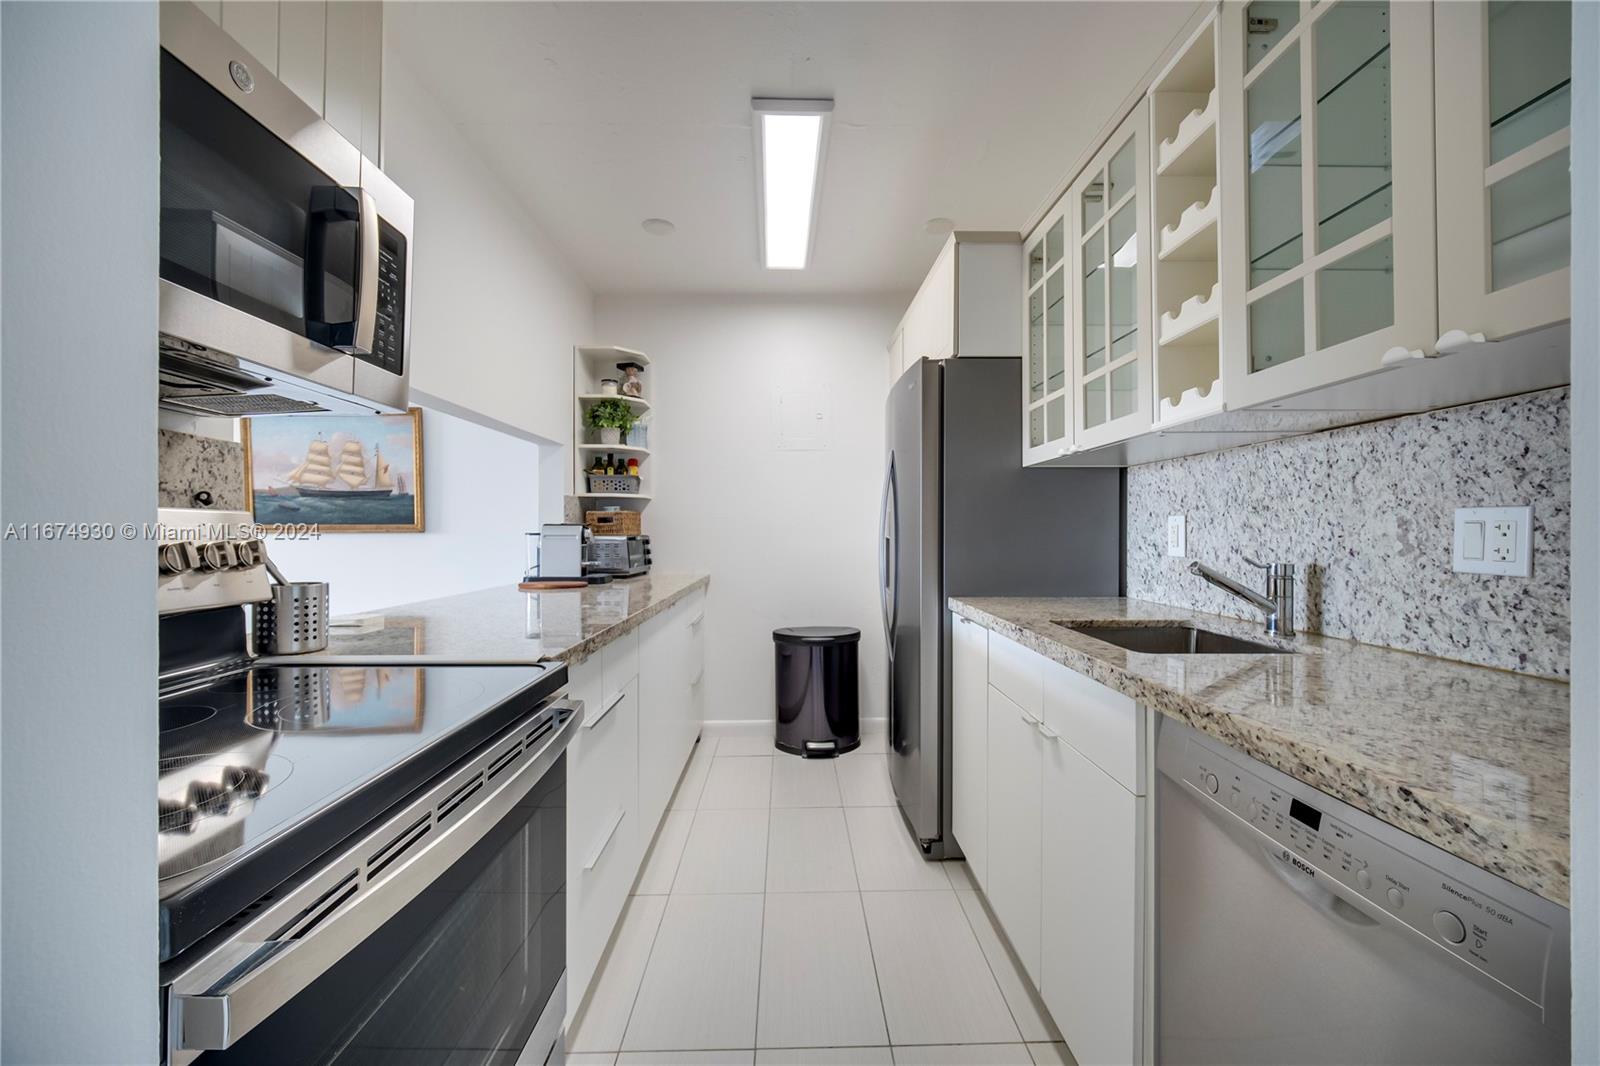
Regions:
[[1018, 707, 1041, 726], [688, 614, 705, 630], [688, 667, 705, 687], [583, 808, 626, 871], [584, 688, 628, 730], [1036, 721, 1060, 741]]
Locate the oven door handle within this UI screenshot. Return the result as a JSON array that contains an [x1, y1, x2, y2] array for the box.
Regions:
[[170, 699, 580, 1052]]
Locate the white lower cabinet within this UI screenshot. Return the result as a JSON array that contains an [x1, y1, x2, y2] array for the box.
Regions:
[[955, 620, 1148, 1063], [566, 594, 707, 1022], [986, 685, 1044, 985], [566, 658, 640, 1010], [951, 614, 989, 887], [1041, 733, 1144, 1066]]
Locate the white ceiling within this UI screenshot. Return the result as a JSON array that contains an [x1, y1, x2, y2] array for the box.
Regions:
[[387, 2, 1202, 296]]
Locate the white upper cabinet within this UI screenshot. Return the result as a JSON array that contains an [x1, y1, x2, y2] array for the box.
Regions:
[[1220, 0, 1437, 408], [1434, 0, 1572, 345], [893, 232, 1024, 379], [1021, 204, 1072, 464], [1071, 101, 1154, 448]]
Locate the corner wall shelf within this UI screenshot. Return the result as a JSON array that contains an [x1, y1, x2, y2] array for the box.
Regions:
[[574, 345, 654, 513]]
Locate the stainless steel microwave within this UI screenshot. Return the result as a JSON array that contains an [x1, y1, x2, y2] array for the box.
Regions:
[[158, 2, 411, 417]]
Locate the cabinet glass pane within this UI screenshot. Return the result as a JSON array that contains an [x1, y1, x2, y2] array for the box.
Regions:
[[1315, 2, 1391, 250], [1029, 287, 1045, 400], [1488, 0, 1571, 163], [1046, 270, 1066, 392], [1108, 203, 1138, 361], [1028, 238, 1045, 286], [1490, 147, 1571, 290], [1245, 0, 1300, 72], [1248, 43, 1303, 287], [1110, 362, 1138, 421], [1082, 233, 1106, 373], [1248, 281, 1305, 372], [1316, 236, 1393, 349], [1029, 404, 1045, 448], [1084, 375, 1107, 429], [1046, 218, 1065, 269], [1046, 396, 1066, 442], [1082, 171, 1105, 232], [1108, 138, 1136, 207]]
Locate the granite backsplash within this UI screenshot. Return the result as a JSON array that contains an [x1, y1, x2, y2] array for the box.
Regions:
[[158, 429, 246, 510], [1126, 387, 1570, 679]]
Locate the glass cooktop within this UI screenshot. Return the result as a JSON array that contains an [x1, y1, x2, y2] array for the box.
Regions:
[[158, 659, 564, 961]]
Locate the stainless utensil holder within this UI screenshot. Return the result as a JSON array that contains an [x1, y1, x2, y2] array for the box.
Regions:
[[254, 581, 329, 655]]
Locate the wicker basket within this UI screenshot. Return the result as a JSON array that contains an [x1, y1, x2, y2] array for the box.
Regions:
[[587, 474, 641, 494], [586, 510, 642, 536]]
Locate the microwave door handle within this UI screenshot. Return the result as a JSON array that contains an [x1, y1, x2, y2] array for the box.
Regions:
[[352, 187, 379, 355], [303, 186, 376, 355]]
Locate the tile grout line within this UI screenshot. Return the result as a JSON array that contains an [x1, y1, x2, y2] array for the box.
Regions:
[[751, 762, 777, 1051], [949, 883, 1031, 1048], [839, 795, 896, 1050]]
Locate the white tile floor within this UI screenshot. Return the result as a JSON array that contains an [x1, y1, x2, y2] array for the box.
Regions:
[[566, 731, 1074, 1066]]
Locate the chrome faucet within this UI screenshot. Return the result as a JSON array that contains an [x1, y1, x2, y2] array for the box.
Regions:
[[1188, 558, 1295, 638]]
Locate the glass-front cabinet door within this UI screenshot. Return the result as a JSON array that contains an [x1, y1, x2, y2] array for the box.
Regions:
[[1070, 100, 1153, 448], [1220, 0, 1436, 409], [1022, 206, 1072, 465], [1435, 1, 1571, 344]]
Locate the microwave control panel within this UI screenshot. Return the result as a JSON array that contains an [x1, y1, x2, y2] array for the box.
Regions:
[[1181, 737, 1557, 1018], [364, 222, 406, 375]]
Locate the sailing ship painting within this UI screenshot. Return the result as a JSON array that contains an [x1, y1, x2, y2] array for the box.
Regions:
[[243, 409, 425, 532]]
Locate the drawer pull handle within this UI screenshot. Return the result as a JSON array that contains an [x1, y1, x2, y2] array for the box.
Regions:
[[688, 614, 705, 630], [1036, 721, 1061, 741], [584, 689, 627, 730], [584, 808, 626, 871], [1018, 707, 1041, 726]]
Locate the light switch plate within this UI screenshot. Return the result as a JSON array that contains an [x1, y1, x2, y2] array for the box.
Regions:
[[1453, 506, 1531, 577], [1167, 514, 1186, 558]]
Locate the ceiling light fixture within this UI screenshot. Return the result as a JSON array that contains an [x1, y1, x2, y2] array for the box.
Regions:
[[752, 97, 833, 270], [641, 218, 676, 236], [924, 217, 956, 238]]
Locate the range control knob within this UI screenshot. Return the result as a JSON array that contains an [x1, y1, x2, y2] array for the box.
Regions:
[[1355, 867, 1373, 891], [1434, 910, 1468, 944], [1204, 773, 1220, 795], [1387, 887, 1405, 910]]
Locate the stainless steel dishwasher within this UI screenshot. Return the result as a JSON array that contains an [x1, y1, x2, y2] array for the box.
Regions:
[[1155, 717, 1570, 1065]]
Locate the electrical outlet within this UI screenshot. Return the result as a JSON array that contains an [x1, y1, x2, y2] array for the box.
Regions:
[[1167, 514, 1187, 558], [1453, 506, 1532, 577]]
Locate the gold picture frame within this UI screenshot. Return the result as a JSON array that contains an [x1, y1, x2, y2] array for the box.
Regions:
[[242, 407, 425, 533]]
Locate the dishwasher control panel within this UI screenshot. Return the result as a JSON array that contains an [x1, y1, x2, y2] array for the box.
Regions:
[[1182, 739, 1559, 1017]]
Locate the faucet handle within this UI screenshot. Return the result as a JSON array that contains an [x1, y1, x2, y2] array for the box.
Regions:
[[1243, 556, 1294, 578]]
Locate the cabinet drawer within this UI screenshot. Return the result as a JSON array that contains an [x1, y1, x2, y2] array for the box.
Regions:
[[1041, 658, 1143, 794], [987, 630, 1044, 717], [602, 627, 640, 696]]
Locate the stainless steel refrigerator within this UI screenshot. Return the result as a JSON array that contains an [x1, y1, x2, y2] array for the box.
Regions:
[[879, 357, 1121, 857]]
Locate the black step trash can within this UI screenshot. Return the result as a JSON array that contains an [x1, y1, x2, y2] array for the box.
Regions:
[[773, 626, 860, 757]]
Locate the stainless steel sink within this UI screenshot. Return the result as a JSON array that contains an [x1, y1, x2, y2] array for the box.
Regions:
[[1056, 623, 1293, 655]]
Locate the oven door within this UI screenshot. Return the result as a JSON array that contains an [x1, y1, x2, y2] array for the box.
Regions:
[[158, 3, 407, 415], [166, 707, 575, 1066]]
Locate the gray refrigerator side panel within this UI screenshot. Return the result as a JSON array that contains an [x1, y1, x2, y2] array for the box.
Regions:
[[886, 359, 942, 849], [941, 357, 1122, 597]]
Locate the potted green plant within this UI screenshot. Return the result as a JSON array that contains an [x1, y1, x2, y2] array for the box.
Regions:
[[585, 397, 636, 445]]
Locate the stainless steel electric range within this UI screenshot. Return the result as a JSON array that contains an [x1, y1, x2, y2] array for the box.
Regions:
[[155, 515, 579, 1066]]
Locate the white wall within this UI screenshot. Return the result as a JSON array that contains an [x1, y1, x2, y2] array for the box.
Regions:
[[594, 294, 907, 726], [1568, 1, 1597, 1057], [381, 42, 594, 470], [266, 404, 542, 615], [1, 4, 160, 1061]]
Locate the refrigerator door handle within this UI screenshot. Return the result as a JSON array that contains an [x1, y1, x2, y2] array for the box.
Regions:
[[878, 455, 896, 648]]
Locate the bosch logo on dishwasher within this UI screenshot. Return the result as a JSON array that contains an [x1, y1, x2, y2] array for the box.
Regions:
[[1280, 848, 1317, 878]]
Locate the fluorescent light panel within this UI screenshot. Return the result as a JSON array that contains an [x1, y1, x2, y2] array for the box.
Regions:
[[754, 99, 832, 270]]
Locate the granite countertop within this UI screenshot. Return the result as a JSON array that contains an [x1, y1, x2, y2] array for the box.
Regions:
[[312, 573, 709, 665], [949, 596, 1571, 905]]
